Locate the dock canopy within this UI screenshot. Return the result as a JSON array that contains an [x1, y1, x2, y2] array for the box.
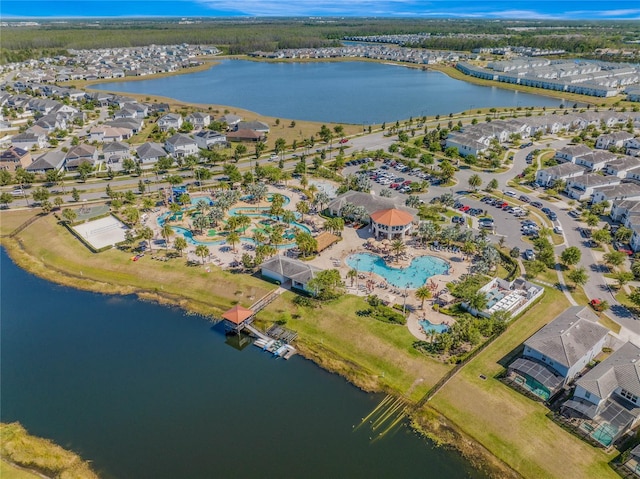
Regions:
[[222, 304, 254, 325]]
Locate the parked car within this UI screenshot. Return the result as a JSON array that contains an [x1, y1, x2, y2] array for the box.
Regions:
[[579, 228, 592, 238], [531, 201, 543, 209], [553, 225, 563, 234], [339, 138, 349, 144], [524, 249, 536, 260], [504, 191, 517, 197], [568, 210, 581, 218], [541, 207, 551, 215], [548, 212, 557, 221], [452, 216, 464, 224], [519, 195, 530, 203], [614, 242, 633, 255]]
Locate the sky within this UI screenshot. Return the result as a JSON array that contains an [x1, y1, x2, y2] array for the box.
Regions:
[[2, 1, 640, 20]]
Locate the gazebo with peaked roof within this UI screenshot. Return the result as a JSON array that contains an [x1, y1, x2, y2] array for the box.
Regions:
[[369, 208, 415, 240], [222, 304, 255, 331]]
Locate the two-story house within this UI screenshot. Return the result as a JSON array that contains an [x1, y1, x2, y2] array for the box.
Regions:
[[165, 133, 198, 157], [508, 306, 608, 401]]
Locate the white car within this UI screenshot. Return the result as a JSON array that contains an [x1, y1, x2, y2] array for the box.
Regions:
[[504, 191, 517, 198], [269, 154, 279, 161], [10, 189, 24, 196], [553, 225, 563, 234]]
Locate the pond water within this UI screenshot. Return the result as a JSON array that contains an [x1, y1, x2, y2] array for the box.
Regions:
[[0, 249, 484, 478], [95, 59, 563, 124]]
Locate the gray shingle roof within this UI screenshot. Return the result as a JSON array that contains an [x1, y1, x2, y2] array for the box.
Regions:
[[576, 342, 640, 399], [261, 255, 322, 285], [524, 306, 607, 370], [327, 191, 415, 217], [136, 142, 166, 159]]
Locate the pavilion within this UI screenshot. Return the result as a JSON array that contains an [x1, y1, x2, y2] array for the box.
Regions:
[[221, 304, 255, 332], [369, 208, 415, 240]]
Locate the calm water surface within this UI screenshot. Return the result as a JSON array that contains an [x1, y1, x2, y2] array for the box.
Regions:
[[95, 59, 562, 124], [0, 249, 483, 479]]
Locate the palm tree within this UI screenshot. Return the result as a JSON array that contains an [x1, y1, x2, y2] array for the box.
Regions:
[[174, 236, 187, 257], [195, 244, 210, 264], [270, 224, 284, 249], [461, 241, 476, 259], [415, 286, 432, 309], [226, 231, 240, 252], [137, 226, 154, 252], [468, 174, 482, 191], [253, 230, 266, 245], [467, 291, 488, 312], [347, 268, 358, 287], [161, 223, 173, 248], [282, 210, 296, 226], [391, 239, 406, 260], [295, 231, 318, 258], [296, 200, 310, 221]]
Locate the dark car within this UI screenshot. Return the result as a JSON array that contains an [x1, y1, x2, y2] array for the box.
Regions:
[[580, 228, 592, 238], [541, 207, 551, 215], [452, 216, 464, 224], [548, 212, 557, 221], [531, 201, 543, 209], [519, 195, 530, 203]]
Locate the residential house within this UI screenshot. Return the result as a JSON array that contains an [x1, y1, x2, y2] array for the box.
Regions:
[[186, 112, 211, 129], [0, 146, 31, 172], [102, 141, 131, 165], [26, 150, 66, 174], [193, 130, 226, 150], [591, 182, 640, 204], [605, 156, 640, 178], [445, 132, 489, 157], [610, 200, 640, 224], [555, 144, 592, 162], [261, 255, 322, 292], [236, 120, 270, 134], [157, 113, 183, 132], [562, 341, 640, 447], [105, 118, 143, 134], [165, 133, 198, 157], [226, 129, 266, 142], [565, 173, 621, 201], [136, 142, 167, 164], [11, 131, 47, 150], [65, 144, 98, 170], [508, 306, 607, 401], [575, 150, 617, 172], [626, 138, 640, 157], [596, 131, 634, 150], [535, 163, 587, 187], [219, 114, 242, 127]]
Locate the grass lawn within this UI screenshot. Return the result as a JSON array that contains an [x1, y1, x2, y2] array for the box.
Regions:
[[0, 422, 98, 479], [0, 209, 39, 236], [0, 460, 39, 479], [428, 288, 619, 479], [255, 293, 452, 401], [3, 214, 274, 317]]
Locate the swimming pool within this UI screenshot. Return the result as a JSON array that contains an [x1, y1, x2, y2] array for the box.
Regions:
[[419, 319, 449, 334], [345, 253, 449, 289]]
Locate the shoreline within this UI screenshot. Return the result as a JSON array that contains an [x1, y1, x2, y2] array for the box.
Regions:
[[70, 55, 620, 132], [0, 217, 518, 479]]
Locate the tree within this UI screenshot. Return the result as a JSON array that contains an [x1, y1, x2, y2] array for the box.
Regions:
[[391, 239, 406, 260], [122, 158, 136, 174], [486, 178, 498, 192], [306, 269, 345, 300], [415, 286, 432, 309], [615, 226, 633, 243], [226, 231, 240, 252], [53, 196, 64, 210], [629, 289, 640, 308], [467, 291, 488, 312], [61, 208, 77, 224], [592, 228, 611, 245], [613, 271, 634, 289], [137, 226, 154, 252], [560, 246, 582, 267], [31, 187, 50, 204], [174, 236, 187, 257], [40, 200, 52, 214], [603, 251, 626, 269], [195, 244, 210, 264], [0, 170, 12, 186], [568, 267, 588, 287], [76, 162, 94, 182], [468, 174, 482, 191], [525, 260, 546, 279], [295, 231, 318, 258], [585, 214, 600, 229], [347, 268, 358, 287], [296, 200, 310, 221], [282, 210, 296, 225], [71, 188, 80, 202], [161, 223, 173, 248]]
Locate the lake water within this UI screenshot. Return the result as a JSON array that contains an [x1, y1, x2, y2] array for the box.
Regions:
[[95, 59, 562, 124], [0, 248, 484, 479]]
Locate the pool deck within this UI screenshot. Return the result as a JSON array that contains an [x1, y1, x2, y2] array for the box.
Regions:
[[144, 181, 467, 340]]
